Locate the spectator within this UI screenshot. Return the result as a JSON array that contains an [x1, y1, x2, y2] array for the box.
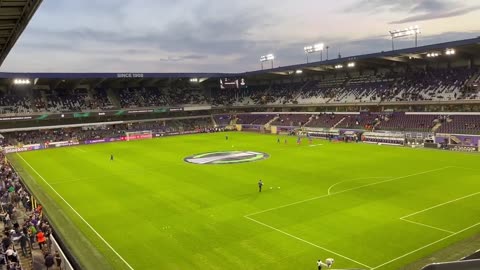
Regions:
[[5, 246, 18, 263], [37, 230, 47, 250], [2, 234, 11, 250], [44, 252, 55, 269], [54, 250, 62, 269], [19, 232, 28, 256]]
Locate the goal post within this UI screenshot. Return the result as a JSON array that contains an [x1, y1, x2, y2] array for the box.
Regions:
[[125, 130, 153, 141]]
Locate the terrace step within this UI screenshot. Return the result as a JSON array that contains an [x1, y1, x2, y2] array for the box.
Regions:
[[332, 116, 347, 129], [264, 116, 279, 129], [432, 122, 443, 132], [107, 88, 121, 108], [302, 115, 315, 127], [211, 115, 217, 126]]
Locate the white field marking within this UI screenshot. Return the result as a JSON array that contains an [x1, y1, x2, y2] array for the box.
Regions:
[[371, 222, 480, 270], [309, 144, 323, 147], [16, 153, 135, 270], [327, 177, 391, 195], [400, 191, 480, 219], [72, 147, 87, 153], [244, 215, 372, 269], [246, 167, 452, 217], [399, 218, 455, 234]]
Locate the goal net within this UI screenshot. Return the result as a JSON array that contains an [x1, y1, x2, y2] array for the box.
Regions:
[[125, 130, 153, 141]]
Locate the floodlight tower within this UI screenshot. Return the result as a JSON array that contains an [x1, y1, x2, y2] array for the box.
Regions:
[[304, 43, 324, 63], [389, 25, 421, 51], [260, 54, 275, 70]]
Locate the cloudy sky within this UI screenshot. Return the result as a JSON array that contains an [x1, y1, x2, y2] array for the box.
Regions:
[[1, 0, 479, 73]]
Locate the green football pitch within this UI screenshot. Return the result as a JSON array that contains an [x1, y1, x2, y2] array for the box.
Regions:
[[7, 132, 480, 270]]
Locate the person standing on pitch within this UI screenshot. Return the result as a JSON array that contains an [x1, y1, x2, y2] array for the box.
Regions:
[[325, 258, 334, 268], [110, 154, 114, 161], [317, 259, 327, 270], [258, 180, 263, 192]]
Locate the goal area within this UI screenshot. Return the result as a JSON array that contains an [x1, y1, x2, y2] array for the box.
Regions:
[[125, 130, 153, 141]]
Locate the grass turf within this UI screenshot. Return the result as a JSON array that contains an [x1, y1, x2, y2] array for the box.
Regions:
[[7, 132, 480, 270]]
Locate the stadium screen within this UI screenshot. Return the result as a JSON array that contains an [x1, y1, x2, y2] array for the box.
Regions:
[[220, 78, 247, 89]]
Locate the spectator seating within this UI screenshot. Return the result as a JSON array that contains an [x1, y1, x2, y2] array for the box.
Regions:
[[376, 113, 439, 132], [270, 114, 311, 126], [436, 115, 480, 135]]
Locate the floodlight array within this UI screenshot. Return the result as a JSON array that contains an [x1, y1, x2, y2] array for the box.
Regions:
[[260, 54, 275, 62], [445, 48, 455, 55], [389, 25, 421, 39], [304, 43, 324, 53], [13, 79, 31, 85]]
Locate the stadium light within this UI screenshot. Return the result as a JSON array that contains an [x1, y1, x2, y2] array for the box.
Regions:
[[13, 79, 31, 85], [335, 64, 343, 69], [295, 69, 303, 74], [347, 62, 356, 68], [260, 54, 275, 70], [389, 25, 421, 51], [304, 43, 325, 63], [427, 52, 440, 58], [189, 78, 199, 83], [445, 48, 455, 55]]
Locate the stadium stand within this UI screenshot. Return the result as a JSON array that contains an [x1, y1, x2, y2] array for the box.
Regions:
[[435, 115, 480, 135], [376, 113, 440, 132], [303, 114, 341, 128], [213, 115, 232, 126], [1, 118, 215, 147], [236, 114, 275, 125], [209, 67, 479, 106], [270, 114, 311, 126]]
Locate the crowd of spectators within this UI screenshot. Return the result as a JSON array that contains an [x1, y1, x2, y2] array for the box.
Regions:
[[0, 151, 63, 270], [0, 67, 478, 114], [0, 95, 31, 115], [210, 67, 480, 106], [117, 87, 208, 108]]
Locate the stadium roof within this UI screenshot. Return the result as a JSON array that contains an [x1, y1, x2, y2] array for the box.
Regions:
[[243, 37, 480, 78], [0, 36, 479, 84], [0, 0, 42, 66]]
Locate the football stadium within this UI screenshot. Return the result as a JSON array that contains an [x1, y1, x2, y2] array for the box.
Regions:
[[0, 1, 479, 270]]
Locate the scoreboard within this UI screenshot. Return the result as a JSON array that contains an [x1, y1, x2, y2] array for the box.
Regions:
[[220, 78, 247, 89]]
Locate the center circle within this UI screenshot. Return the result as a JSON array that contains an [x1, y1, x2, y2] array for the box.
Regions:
[[184, 151, 270, 165]]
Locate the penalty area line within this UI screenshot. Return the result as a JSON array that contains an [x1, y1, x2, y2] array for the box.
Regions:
[[371, 222, 480, 269], [399, 218, 455, 234], [400, 191, 480, 220], [244, 215, 372, 269], [16, 153, 135, 270]]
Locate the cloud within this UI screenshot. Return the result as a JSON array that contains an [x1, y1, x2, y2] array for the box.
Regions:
[[345, 0, 480, 24], [344, 0, 455, 13], [2, 0, 479, 73], [390, 5, 480, 24], [159, 55, 208, 62]]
